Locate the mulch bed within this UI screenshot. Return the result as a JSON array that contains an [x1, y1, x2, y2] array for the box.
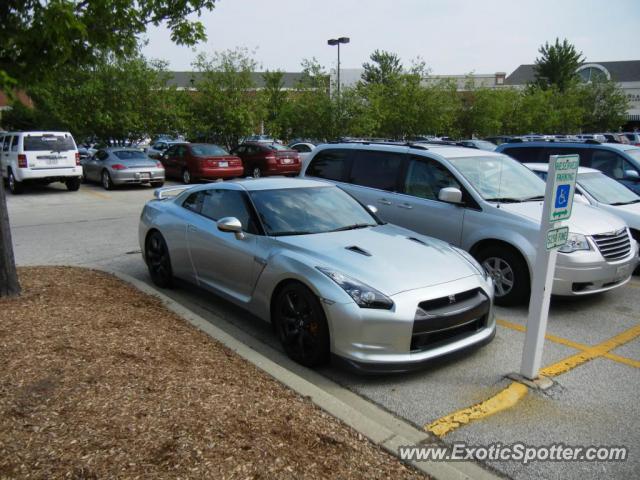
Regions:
[[0, 266, 424, 479]]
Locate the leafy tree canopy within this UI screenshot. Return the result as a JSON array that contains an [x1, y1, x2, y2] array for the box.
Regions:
[[533, 38, 584, 92], [361, 50, 403, 86]]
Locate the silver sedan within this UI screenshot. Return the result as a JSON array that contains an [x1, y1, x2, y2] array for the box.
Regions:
[[138, 178, 495, 373], [82, 148, 165, 189]]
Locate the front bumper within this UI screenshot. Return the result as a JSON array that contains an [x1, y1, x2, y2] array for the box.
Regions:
[[553, 238, 639, 296], [111, 168, 165, 185], [324, 275, 495, 374]]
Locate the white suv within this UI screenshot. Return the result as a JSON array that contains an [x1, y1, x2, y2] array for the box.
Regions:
[[1, 131, 82, 194], [300, 142, 639, 305]]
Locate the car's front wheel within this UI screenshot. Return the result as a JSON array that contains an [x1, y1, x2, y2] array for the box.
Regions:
[[145, 231, 174, 288], [476, 245, 529, 306], [273, 282, 329, 367], [182, 168, 192, 184]]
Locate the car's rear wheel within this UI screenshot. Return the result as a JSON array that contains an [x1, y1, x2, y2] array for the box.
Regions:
[[8, 170, 24, 194], [182, 168, 192, 184], [475, 245, 529, 306], [101, 170, 114, 190], [252, 167, 262, 178], [273, 282, 329, 367], [150, 181, 164, 188], [65, 177, 81, 191], [145, 231, 174, 288]]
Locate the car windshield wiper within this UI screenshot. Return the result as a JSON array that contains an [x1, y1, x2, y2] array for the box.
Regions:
[[484, 197, 523, 203], [521, 195, 545, 202], [610, 199, 640, 206], [328, 223, 376, 232], [271, 230, 314, 237]]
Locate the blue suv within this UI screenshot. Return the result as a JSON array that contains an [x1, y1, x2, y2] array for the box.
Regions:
[[496, 141, 640, 195]]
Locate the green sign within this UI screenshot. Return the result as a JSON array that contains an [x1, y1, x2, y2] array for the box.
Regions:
[[549, 155, 579, 222], [546, 226, 569, 250]]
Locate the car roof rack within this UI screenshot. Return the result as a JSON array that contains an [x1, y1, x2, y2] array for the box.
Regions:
[[328, 139, 431, 150]]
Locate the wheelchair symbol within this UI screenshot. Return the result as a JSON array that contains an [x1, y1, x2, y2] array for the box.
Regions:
[[555, 184, 570, 209]]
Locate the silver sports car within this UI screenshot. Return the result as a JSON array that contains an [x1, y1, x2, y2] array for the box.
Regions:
[[139, 178, 496, 373], [82, 147, 165, 189]]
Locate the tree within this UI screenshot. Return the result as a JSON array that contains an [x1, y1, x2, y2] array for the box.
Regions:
[[260, 70, 287, 139], [533, 38, 584, 92], [0, 0, 219, 297], [361, 50, 403, 86], [580, 79, 628, 132]]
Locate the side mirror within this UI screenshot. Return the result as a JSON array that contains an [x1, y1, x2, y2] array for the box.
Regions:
[[367, 204, 378, 214], [624, 170, 640, 181], [438, 187, 463, 204], [217, 216, 245, 240]]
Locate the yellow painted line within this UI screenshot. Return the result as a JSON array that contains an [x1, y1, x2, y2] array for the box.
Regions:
[[541, 324, 640, 377], [83, 189, 111, 200], [497, 318, 639, 369], [426, 382, 528, 438]]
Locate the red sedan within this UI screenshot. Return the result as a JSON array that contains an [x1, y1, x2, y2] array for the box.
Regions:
[[232, 142, 301, 177], [160, 143, 244, 184]]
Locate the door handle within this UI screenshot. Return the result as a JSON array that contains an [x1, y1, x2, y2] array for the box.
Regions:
[[378, 198, 392, 205], [398, 203, 413, 209]]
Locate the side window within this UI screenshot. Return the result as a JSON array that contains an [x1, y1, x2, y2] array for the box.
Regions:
[[306, 149, 352, 181], [183, 192, 203, 213], [293, 144, 311, 153], [403, 157, 461, 201], [176, 146, 186, 158], [4, 136, 13, 152], [348, 150, 405, 191], [591, 150, 626, 179], [544, 147, 590, 167], [235, 145, 246, 154], [200, 189, 256, 233], [501, 147, 542, 163], [10, 136, 19, 152], [164, 146, 176, 157], [96, 150, 109, 161]]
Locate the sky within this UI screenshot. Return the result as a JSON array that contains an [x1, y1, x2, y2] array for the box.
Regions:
[[142, 0, 640, 76]]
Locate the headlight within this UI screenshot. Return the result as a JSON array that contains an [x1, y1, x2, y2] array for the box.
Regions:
[[558, 233, 591, 253], [452, 246, 488, 279], [316, 267, 393, 309]]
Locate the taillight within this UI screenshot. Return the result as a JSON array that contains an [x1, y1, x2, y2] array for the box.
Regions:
[[111, 164, 127, 170], [156, 161, 164, 169], [18, 154, 27, 168], [265, 155, 277, 162], [75, 152, 80, 166]]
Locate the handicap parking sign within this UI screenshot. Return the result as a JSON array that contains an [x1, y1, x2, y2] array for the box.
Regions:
[[555, 184, 570, 209]]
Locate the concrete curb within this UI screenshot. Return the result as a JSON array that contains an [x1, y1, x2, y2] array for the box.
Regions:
[[107, 269, 503, 480]]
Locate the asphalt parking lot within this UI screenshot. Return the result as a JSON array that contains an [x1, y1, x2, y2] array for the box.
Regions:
[[6, 181, 640, 480]]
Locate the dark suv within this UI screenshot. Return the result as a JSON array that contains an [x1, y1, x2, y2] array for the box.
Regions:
[[497, 141, 640, 195], [231, 142, 300, 178]]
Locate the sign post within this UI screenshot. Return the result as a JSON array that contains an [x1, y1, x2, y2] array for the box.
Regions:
[[520, 155, 579, 380]]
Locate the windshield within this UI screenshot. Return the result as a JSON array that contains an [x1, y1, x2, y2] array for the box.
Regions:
[[113, 150, 147, 160], [24, 134, 76, 152], [578, 172, 640, 205], [448, 155, 546, 202], [191, 144, 229, 156], [250, 186, 378, 236]]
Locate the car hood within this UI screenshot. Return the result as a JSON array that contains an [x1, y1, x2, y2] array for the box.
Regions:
[[598, 202, 640, 229], [498, 202, 627, 235], [271, 224, 478, 295]]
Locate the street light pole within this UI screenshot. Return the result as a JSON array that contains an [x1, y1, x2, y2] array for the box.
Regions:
[[327, 37, 350, 99]]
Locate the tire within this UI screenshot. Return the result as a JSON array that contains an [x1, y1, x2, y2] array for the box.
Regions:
[[8, 170, 24, 194], [252, 167, 262, 178], [65, 177, 81, 191], [151, 181, 164, 188], [101, 170, 114, 190], [145, 231, 174, 288], [273, 282, 330, 367], [182, 169, 192, 184], [475, 245, 530, 306]]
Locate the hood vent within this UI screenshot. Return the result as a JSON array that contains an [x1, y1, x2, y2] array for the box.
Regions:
[[345, 245, 372, 257], [407, 237, 426, 246]]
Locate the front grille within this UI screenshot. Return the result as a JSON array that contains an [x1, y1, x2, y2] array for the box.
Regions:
[[592, 228, 631, 261], [411, 288, 490, 352]]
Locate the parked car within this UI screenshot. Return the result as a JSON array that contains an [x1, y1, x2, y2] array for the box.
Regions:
[[82, 148, 165, 190], [622, 132, 640, 146], [146, 140, 182, 159], [139, 178, 495, 372], [301, 142, 638, 305], [575, 134, 608, 143], [231, 142, 301, 177], [525, 163, 640, 262], [244, 134, 275, 143], [288, 142, 317, 161], [483, 136, 513, 145], [0, 131, 82, 194], [160, 143, 243, 184], [601, 133, 629, 144], [496, 141, 640, 196], [458, 140, 497, 151]]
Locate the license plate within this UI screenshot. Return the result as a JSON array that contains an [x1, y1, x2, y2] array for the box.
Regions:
[[139, 172, 150, 180], [46, 158, 58, 165], [282, 158, 293, 164], [218, 161, 228, 168]]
